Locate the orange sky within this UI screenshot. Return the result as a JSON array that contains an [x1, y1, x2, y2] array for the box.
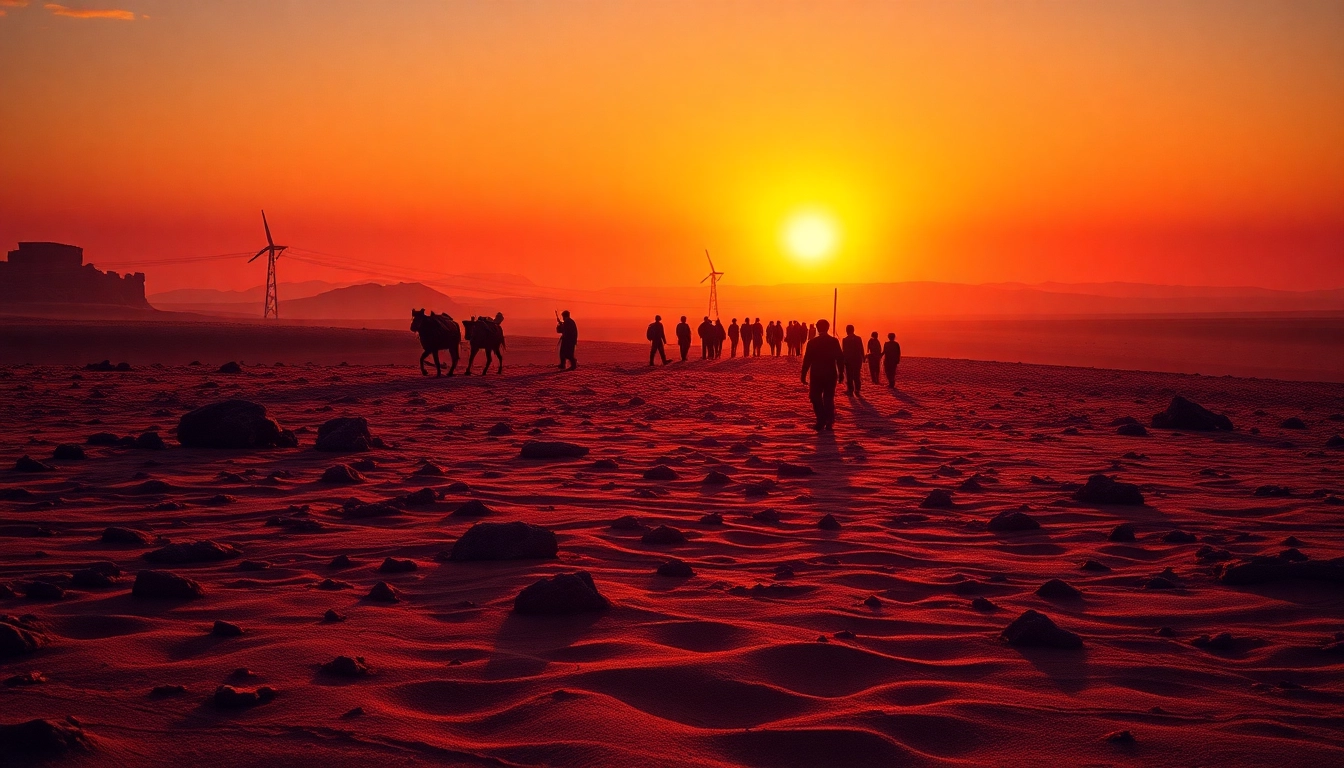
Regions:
[[1, 0, 1342, 293]]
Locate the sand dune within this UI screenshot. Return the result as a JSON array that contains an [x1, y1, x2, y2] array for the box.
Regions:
[[2, 353, 1342, 767]]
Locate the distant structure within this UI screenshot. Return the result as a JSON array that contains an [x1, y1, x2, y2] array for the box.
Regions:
[[249, 210, 286, 319], [0, 242, 148, 307], [700, 249, 723, 320]]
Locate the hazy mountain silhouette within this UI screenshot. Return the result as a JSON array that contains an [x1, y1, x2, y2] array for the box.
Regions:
[[149, 280, 348, 306], [280, 282, 461, 319]]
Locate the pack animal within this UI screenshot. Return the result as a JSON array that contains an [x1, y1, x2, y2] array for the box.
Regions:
[[411, 308, 462, 376], [462, 312, 506, 375]]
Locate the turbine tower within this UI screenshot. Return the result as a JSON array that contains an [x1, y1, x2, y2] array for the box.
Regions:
[[700, 249, 724, 320], [249, 210, 287, 319]]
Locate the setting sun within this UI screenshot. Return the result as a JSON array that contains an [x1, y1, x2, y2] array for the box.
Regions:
[[783, 212, 838, 263]]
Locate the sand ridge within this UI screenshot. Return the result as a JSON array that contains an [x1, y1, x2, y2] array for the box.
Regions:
[[2, 355, 1343, 767]]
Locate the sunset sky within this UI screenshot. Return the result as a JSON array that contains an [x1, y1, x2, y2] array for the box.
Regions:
[[2, 0, 1342, 293]]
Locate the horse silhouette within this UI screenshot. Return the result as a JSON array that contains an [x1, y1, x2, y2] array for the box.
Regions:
[[462, 312, 505, 375], [411, 308, 462, 376]]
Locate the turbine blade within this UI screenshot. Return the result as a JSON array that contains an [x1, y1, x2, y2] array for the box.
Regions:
[[248, 246, 268, 263], [705, 249, 716, 273], [700, 273, 712, 284], [262, 210, 274, 248]]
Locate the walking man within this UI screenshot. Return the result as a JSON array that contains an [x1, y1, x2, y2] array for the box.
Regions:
[[647, 315, 669, 365], [882, 332, 901, 387], [841, 324, 865, 396], [676, 315, 693, 362], [752, 317, 764, 356], [801, 319, 845, 431], [556, 310, 578, 370], [728, 318, 740, 358], [866, 331, 881, 384]]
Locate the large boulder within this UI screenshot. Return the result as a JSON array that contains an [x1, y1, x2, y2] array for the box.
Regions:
[[520, 441, 589, 460], [1073, 474, 1144, 506], [176, 400, 297, 449], [0, 615, 49, 659], [315, 417, 377, 452], [1216, 555, 1344, 586], [1000, 609, 1083, 649], [449, 522, 558, 561], [1151, 396, 1233, 431], [132, 570, 204, 599], [513, 571, 610, 615], [0, 717, 91, 757]]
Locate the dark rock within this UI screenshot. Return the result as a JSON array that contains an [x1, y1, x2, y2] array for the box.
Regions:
[[1036, 578, 1082, 600], [1080, 560, 1111, 572], [1195, 545, 1233, 563], [378, 557, 417, 573], [699, 512, 724, 525], [1253, 485, 1292, 498], [339, 501, 400, 519], [412, 461, 446, 476], [394, 488, 437, 508], [987, 510, 1039, 532], [776, 462, 814, 478], [656, 559, 694, 577], [24, 582, 64, 600], [1116, 422, 1149, 437], [1073, 474, 1144, 505], [237, 560, 271, 571], [1151, 396, 1233, 431], [0, 717, 90, 756], [316, 578, 351, 591], [4, 671, 46, 687], [920, 489, 954, 509], [51, 444, 85, 461], [862, 595, 882, 609], [176, 400, 297, 449], [329, 554, 354, 569], [1000, 609, 1083, 649], [1145, 576, 1178, 590], [643, 464, 678, 481], [751, 508, 781, 524], [449, 522, 558, 561], [520, 441, 589, 459], [101, 526, 153, 545], [486, 422, 514, 436], [610, 515, 645, 530], [1108, 523, 1137, 542], [132, 431, 167, 450], [217, 361, 243, 374], [1163, 530, 1197, 544], [132, 570, 203, 599], [0, 615, 49, 658], [87, 432, 120, 446], [322, 609, 346, 623], [315, 417, 376, 452], [513, 571, 610, 615], [589, 458, 619, 470], [213, 685, 276, 708], [70, 563, 120, 588], [451, 499, 493, 517], [150, 684, 187, 697], [817, 513, 842, 531], [1191, 632, 1238, 652], [1216, 555, 1344, 586], [144, 540, 240, 564], [970, 597, 997, 611], [321, 464, 366, 484], [212, 620, 243, 637], [1326, 434, 1344, 448], [320, 655, 369, 677], [1104, 730, 1135, 744], [703, 470, 732, 485], [1280, 417, 1307, 430], [12, 455, 53, 473], [642, 525, 686, 545], [366, 581, 401, 602]]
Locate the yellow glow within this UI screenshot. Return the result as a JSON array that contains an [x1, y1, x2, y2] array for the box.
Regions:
[[783, 211, 838, 263]]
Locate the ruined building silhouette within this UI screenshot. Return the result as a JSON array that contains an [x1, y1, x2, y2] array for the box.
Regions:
[[0, 242, 148, 308]]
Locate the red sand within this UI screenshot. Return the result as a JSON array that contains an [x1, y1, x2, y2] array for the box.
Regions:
[[2, 353, 1343, 767]]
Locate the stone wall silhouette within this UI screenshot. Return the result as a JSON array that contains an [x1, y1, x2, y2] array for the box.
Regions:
[[0, 242, 148, 307]]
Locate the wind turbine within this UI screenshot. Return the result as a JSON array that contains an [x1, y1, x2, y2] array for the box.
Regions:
[[700, 249, 724, 320], [249, 210, 287, 319]]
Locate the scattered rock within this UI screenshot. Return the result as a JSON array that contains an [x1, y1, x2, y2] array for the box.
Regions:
[[1326, 434, 1344, 449], [656, 559, 694, 577], [132, 431, 167, 450], [1151, 396, 1233, 431], [641, 525, 686, 545], [212, 620, 243, 637], [51, 444, 85, 460], [213, 685, 276, 709], [0, 615, 49, 658], [1036, 578, 1082, 600], [643, 464, 678, 481], [366, 581, 401, 603], [143, 540, 240, 564], [817, 513, 842, 531], [1163, 530, 1197, 544], [321, 464, 366, 484], [150, 684, 187, 697], [320, 655, 369, 677], [217, 361, 243, 374], [131, 570, 203, 599], [448, 522, 558, 561], [970, 597, 997, 611], [1216, 555, 1344, 586], [920, 489, 954, 509], [70, 562, 120, 588], [699, 512, 723, 525], [378, 557, 417, 573], [1116, 423, 1149, 437], [0, 717, 91, 756], [1191, 632, 1239, 652], [1280, 417, 1307, 430], [589, 458, 619, 470], [1108, 523, 1137, 542], [451, 499, 493, 517], [12, 455, 53, 473], [1253, 485, 1292, 498], [339, 501, 400, 519], [101, 526, 153, 545], [751, 508, 781, 524], [1080, 560, 1111, 572], [513, 571, 610, 615], [1073, 474, 1144, 505], [1000, 609, 1083, 649], [703, 470, 732, 485], [1104, 730, 1135, 744], [322, 609, 346, 623], [315, 417, 378, 452], [24, 582, 64, 601], [176, 400, 298, 449], [776, 462, 814, 478], [486, 422, 514, 437], [987, 510, 1039, 532], [519, 441, 589, 460], [86, 432, 120, 446], [610, 515, 645, 530], [394, 488, 437, 508], [4, 671, 46, 687]]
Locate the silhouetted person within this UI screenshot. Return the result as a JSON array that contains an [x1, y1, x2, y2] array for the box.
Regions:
[[556, 310, 577, 370], [647, 315, 668, 365], [866, 331, 881, 384], [676, 315, 692, 361], [801, 319, 845, 431], [712, 319, 725, 358], [807, 323, 817, 342], [752, 317, 764, 356], [697, 316, 713, 359], [728, 318, 740, 358], [841, 324, 865, 396], [882, 333, 901, 387]]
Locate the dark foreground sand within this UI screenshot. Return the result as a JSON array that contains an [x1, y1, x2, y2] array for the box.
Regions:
[[1, 352, 1342, 767]]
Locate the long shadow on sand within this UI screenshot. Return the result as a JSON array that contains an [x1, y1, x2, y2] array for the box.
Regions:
[[485, 610, 607, 680]]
